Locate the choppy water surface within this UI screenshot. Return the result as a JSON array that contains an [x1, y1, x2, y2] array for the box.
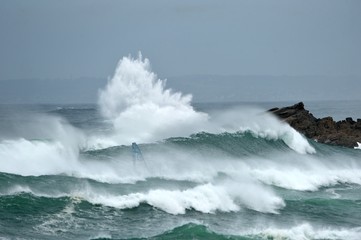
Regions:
[[1, 56, 361, 239]]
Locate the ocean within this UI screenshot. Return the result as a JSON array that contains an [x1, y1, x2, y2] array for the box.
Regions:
[[1, 56, 361, 240]]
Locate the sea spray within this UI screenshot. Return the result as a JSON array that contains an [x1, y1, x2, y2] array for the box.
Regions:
[[0, 78, 351, 189], [0, 56, 361, 239], [0, 114, 83, 176], [1, 104, 361, 239], [0, 139, 77, 176], [96, 54, 315, 154], [98, 54, 208, 144], [208, 107, 316, 154], [2, 133, 360, 190]]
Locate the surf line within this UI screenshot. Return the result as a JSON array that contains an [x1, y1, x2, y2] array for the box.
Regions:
[[132, 142, 149, 169]]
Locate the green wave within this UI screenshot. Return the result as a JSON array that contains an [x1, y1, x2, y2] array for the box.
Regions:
[[83, 131, 291, 159], [91, 223, 250, 240]]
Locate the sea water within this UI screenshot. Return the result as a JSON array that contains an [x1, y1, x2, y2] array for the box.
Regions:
[[0, 56, 361, 240]]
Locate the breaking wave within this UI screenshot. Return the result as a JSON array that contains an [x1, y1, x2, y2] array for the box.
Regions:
[[95, 54, 315, 154], [0, 180, 284, 215], [1, 132, 361, 191]]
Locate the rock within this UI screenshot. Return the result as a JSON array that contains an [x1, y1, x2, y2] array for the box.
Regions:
[[269, 102, 361, 148], [346, 117, 355, 124], [356, 120, 361, 130]]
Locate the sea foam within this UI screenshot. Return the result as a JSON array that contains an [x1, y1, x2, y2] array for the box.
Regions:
[[244, 223, 361, 240], [6, 180, 284, 215]]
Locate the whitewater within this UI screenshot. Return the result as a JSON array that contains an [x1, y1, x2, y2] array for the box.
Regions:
[[0, 55, 361, 240]]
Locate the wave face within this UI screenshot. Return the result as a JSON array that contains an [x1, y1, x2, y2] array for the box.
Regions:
[[133, 223, 361, 240], [1, 55, 361, 239]]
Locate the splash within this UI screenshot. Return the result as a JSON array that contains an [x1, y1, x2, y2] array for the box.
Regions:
[[96, 53, 315, 154], [0, 114, 83, 176], [0, 54, 318, 181], [98, 54, 208, 144], [210, 107, 316, 154]]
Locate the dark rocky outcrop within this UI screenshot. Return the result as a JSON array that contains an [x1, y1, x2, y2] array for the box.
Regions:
[[269, 102, 361, 148]]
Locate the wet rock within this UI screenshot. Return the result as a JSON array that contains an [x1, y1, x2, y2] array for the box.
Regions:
[[269, 102, 361, 148]]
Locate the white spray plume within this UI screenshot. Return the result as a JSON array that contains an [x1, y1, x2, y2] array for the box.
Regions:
[[97, 53, 315, 154], [98, 54, 208, 144]]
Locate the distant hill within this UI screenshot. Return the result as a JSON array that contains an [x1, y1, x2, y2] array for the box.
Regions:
[[0, 75, 360, 104]]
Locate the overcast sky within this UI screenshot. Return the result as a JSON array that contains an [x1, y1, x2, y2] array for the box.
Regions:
[[1, 0, 361, 81]]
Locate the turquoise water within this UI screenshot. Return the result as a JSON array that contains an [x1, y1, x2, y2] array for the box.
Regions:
[[0, 103, 361, 240]]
